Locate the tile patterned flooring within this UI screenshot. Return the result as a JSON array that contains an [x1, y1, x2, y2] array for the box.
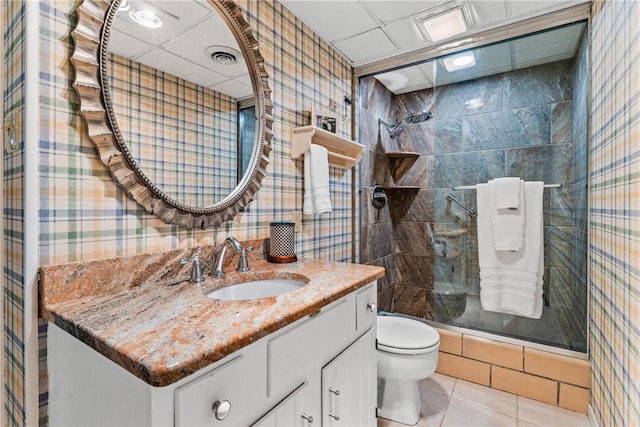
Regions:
[[377, 373, 591, 427]]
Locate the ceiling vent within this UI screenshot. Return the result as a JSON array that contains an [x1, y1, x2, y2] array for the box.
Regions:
[[205, 46, 243, 66]]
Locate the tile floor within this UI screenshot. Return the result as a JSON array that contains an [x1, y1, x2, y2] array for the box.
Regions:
[[377, 373, 591, 427]]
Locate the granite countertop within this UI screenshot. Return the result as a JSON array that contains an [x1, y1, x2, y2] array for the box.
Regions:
[[40, 244, 384, 387]]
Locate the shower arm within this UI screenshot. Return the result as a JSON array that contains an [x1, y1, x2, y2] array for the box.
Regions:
[[378, 110, 433, 139]]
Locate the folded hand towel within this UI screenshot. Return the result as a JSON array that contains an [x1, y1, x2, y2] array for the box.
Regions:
[[490, 179, 525, 251], [492, 177, 522, 210], [477, 181, 544, 318], [303, 144, 332, 215]]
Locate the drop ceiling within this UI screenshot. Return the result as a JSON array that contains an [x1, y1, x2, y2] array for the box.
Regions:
[[278, 0, 591, 68], [109, 0, 253, 100], [374, 21, 586, 95]]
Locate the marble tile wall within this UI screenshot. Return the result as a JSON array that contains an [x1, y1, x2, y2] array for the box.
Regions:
[[359, 52, 589, 352]]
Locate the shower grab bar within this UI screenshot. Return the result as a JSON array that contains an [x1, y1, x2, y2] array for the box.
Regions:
[[445, 193, 477, 218], [451, 183, 562, 190]]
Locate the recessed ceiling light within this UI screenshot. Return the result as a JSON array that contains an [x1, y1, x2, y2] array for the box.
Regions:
[[117, 0, 130, 12], [416, 3, 474, 42], [129, 9, 163, 29], [443, 51, 476, 72]]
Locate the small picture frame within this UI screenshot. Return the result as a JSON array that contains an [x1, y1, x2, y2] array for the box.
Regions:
[[311, 108, 339, 134]]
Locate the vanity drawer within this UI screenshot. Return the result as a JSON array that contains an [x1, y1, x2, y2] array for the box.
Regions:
[[356, 282, 377, 331], [267, 295, 355, 399], [175, 355, 247, 426]]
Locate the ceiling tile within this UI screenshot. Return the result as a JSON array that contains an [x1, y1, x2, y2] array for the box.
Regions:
[[161, 15, 246, 78], [209, 76, 253, 100], [434, 43, 512, 86], [384, 18, 427, 49], [514, 22, 584, 67], [362, 1, 442, 23], [136, 48, 229, 87], [279, 0, 378, 42], [333, 29, 396, 63], [374, 62, 435, 94], [468, 0, 508, 28], [109, 28, 153, 59]]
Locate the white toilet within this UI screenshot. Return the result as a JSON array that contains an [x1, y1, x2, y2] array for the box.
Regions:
[[377, 315, 440, 425]]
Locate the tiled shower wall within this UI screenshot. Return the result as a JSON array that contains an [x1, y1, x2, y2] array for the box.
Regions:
[[26, 1, 355, 426], [590, 0, 640, 425], [360, 53, 588, 351]]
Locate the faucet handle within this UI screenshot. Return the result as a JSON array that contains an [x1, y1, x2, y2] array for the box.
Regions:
[[236, 246, 253, 272], [181, 255, 205, 283]]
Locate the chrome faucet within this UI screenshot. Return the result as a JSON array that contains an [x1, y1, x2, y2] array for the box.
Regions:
[[211, 237, 243, 278]]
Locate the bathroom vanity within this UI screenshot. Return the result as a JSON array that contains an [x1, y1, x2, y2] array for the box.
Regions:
[[41, 248, 384, 426]]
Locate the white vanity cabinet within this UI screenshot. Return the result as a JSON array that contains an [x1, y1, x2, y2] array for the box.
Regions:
[[48, 282, 378, 427]]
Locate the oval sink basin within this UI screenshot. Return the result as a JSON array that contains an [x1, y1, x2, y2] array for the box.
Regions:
[[207, 279, 306, 301]]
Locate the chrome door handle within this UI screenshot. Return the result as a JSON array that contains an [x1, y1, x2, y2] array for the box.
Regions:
[[367, 303, 376, 313], [329, 387, 340, 421]]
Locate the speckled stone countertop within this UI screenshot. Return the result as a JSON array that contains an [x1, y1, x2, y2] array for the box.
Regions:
[[40, 241, 384, 387]]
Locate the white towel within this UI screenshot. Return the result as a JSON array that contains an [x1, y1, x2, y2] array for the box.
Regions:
[[303, 144, 332, 215], [492, 177, 522, 210], [490, 179, 525, 251], [477, 181, 544, 318]]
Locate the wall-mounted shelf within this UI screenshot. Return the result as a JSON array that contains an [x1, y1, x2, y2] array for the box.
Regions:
[[385, 152, 420, 159], [291, 125, 365, 169], [385, 151, 420, 181]]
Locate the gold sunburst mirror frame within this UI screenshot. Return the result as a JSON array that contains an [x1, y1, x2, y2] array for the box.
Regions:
[[71, 0, 272, 229]]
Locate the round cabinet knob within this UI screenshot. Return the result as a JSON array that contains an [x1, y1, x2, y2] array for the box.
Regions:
[[367, 303, 377, 313], [212, 400, 231, 421]]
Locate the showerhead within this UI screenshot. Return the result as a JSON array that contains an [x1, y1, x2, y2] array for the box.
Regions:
[[406, 110, 433, 124], [378, 109, 433, 139]]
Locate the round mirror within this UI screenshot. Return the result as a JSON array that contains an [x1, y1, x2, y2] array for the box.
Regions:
[[72, 0, 272, 229]]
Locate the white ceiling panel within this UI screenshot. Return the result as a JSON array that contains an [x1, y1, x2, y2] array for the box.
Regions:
[[136, 48, 229, 87], [209, 77, 253, 100], [161, 16, 246, 78], [333, 29, 397, 63], [374, 62, 435, 94], [364, 1, 443, 23], [469, 0, 508, 28], [514, 22, 584, 66], [508, 0, 571, 17], [434, 43, 512, 86], [278, 0, 379, 42], [384, 19, 427, 49], [109, 28, 153, 59]]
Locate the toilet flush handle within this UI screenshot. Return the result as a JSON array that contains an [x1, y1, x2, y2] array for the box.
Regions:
[[367, 303, 377, 313]]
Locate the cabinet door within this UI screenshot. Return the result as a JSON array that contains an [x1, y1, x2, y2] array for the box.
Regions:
[[321, 329, 376, 427], [252, 382, 315, 427]]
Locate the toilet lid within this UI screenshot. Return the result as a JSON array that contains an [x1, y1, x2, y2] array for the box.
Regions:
[[377, 316, 440, 351]]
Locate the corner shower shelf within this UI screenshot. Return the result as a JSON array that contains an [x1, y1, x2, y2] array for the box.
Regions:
[[291, 125, 365, 169], [385, 151, 420, 181]]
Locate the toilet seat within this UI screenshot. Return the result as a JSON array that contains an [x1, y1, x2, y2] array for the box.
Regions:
[[377, 316, 440, 355]]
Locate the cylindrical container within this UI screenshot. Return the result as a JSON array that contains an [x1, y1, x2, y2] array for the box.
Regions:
[[267, 222, 297, 263]]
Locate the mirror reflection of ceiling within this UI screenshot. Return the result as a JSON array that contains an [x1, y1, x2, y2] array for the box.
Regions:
[[109, 0, 253, 99], [375, 22, 586, 95], [279, 0, 590, 67]]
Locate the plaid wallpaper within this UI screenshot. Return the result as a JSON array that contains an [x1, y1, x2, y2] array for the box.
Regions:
[[30, 0, 354, 425], [590, 0, 640, 425], [2, 1, 26, 426], [109, 53, 238, 207]]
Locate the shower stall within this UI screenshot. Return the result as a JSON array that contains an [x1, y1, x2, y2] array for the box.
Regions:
[[359, 20, 589, 354]]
